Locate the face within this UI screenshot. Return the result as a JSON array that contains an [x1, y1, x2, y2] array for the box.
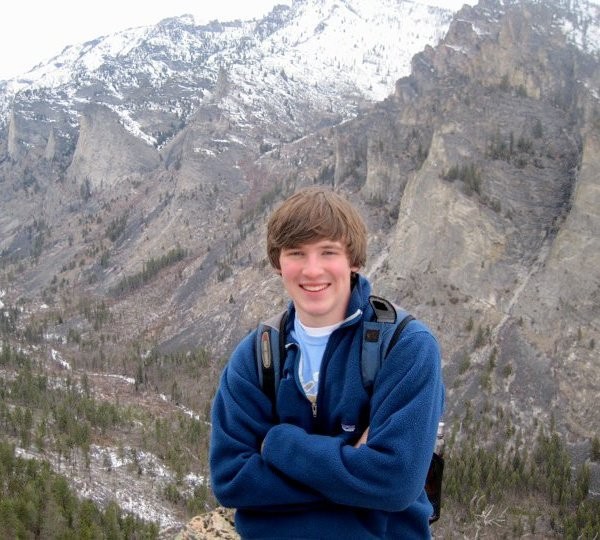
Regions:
[[278, 239, 358, 327]]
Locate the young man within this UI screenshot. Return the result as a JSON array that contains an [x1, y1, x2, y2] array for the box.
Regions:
[[210, 187, 444, 539]]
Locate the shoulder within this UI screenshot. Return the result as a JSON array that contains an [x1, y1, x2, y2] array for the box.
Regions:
[[224, 330, 259, 381], [403, 317, 438, 341], [397, 316, 440, 352], [386, 316, 441, 375], [371, 317, 442, 405]]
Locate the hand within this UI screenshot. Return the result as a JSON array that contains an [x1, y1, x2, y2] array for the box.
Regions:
[[353, 427, 369, 448]]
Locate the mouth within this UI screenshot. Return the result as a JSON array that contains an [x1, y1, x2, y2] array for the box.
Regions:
[[300, 283, 329, 293]]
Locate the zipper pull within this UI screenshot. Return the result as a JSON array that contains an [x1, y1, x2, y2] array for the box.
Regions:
[[308, 396, 317, 418]]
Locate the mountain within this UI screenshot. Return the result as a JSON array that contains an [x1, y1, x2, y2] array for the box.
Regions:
[[1, 0, 600, 536], [0, 0, 466, 404], [0, 1, 457, 155]]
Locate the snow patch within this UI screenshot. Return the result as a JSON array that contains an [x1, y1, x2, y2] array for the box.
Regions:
[[559, 4, 600, 53], [14, 444, 203, 530], [101, 373, 136, 385], [51, 349, 71, 370], [105, 104, 157, 146], [194, 148, 216, 156]]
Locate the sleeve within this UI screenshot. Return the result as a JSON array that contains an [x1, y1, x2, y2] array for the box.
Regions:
[[209, 332, 326, 510], [261, 324, 444, 512]]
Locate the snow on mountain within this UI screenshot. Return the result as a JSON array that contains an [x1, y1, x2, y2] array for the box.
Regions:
[[2, 0, 596, 150], [0, 0, 475, 143], [246, 0, 456, 101], [559, 0, 600, 52]]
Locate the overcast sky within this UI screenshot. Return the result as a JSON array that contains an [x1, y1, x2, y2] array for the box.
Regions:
[[0, 0, 290, 80]]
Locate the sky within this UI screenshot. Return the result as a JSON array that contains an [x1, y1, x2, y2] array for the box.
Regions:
[[0, 0, 290, 80]]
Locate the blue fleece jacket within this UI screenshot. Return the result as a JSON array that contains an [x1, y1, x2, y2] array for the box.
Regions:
[[210, 275, 444, 539]]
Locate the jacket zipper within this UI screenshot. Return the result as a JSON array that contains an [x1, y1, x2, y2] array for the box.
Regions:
[[311, 330, 345, 423], [291, 309, 362, 424], [288, 344, 318, 419], [309, 396, 317, 418]]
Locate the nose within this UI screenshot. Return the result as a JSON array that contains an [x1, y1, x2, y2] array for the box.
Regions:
[[302, 253, 323, 277]]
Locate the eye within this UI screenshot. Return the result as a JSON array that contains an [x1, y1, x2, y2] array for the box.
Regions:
[[322, 247, 341, 256]]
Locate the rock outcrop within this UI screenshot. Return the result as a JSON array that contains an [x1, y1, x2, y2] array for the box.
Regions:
[[67, 104, 161, 190], [173, 508, 238, 539]]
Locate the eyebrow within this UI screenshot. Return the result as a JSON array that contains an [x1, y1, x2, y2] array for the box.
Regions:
[[282, 239, 346, 253], [315, 242, 345, 251]]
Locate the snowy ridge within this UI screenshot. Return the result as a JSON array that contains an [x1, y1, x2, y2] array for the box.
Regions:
[[246, 0, 455, 101], [0, 0, 471, 140], [1, 0, 597, 148]]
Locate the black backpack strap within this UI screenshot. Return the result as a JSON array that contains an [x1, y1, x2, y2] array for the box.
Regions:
[[255, 310, 289, 406], [384, 312, 415, 358]]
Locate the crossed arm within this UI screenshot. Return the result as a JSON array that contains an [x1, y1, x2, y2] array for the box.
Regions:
[[210, 330, 443, 512]]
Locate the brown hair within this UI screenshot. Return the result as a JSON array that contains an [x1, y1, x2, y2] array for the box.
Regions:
[[266, 187, 367, 270]]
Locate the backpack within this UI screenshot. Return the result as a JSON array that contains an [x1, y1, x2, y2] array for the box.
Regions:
[[255, 295, 444, 523]]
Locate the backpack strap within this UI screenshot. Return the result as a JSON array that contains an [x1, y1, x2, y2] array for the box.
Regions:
[[361, 295, 414, 391], [363, 296, 443, 524], [257, 296, 415, 400], [255, 310, 288, 406]]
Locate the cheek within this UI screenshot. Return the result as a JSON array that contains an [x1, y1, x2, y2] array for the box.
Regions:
[[334, 262, 355, 278], [280, 271, 299, 297], [280, 255, 301, 270], [279, 262, 296, 281]]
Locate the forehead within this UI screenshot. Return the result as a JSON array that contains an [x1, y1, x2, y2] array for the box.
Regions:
[[284, 239, 346, 250]]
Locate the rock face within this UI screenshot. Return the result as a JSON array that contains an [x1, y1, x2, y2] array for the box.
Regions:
[[368, 0, 599, 437], [68, 105, 161, 190], [511, 131, 600, 436], [173, 508, 238, 539]]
